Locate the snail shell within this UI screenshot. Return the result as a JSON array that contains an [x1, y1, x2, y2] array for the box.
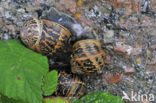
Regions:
[[70, 39, 105, 75], [20, 18, 71, 56], [55, 71, 86, 97]]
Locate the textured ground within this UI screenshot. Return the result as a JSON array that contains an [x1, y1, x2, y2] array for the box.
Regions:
[[0, 0, 155, 103]]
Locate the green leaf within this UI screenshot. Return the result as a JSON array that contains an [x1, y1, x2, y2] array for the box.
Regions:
[[42, 70, 58, 96], [43, 97, 70, 103], [70, 98, 82, 103], [0, 94, 22, 103], [71, 91, 124, 103], [0, 40, 49, 103]]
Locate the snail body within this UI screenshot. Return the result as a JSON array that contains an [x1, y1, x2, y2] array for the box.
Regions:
[[20, 18, 71, 56], [55, 71, 86, 97], [70, 39, 105, 75]]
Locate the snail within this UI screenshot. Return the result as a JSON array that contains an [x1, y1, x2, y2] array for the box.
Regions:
[[55, 71, 86, 97], [20, 18, 72, 57], [70, 39, 105, 75]]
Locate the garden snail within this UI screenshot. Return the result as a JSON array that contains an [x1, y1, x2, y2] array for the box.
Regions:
[[20, 18, 71, 57], [70, 39, 105, 75], [55, 71, 86, 97]]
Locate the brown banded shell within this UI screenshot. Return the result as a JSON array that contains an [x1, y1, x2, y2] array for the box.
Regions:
[[55, 71, 86, 98], [20, 18, 71, 56], [70, 39, 105, 75]]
